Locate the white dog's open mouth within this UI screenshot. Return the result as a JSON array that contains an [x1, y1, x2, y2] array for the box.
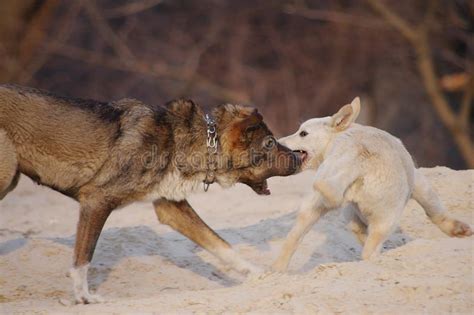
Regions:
[[293, 150, 308, 164]]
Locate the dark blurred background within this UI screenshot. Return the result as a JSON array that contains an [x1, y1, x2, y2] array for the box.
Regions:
[[0, 0, 472, 168]]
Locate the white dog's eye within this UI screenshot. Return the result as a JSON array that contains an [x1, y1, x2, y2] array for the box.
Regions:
[[299, 131, 308, 137]]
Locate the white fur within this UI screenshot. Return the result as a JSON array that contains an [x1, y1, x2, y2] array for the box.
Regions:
[[143, 170, 203, 202], [273, 97, 472, 271], [142, 167, 237, 202], [213, 246, 263, 275], [69, 264, 104, 304]]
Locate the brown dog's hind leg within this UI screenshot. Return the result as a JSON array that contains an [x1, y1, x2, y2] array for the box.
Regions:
[[153, 198, 262, 275], [70, 202, 113, 304], [0, 130, 18, 200]]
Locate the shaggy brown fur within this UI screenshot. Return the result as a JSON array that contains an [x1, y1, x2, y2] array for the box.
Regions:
[[0, 84, 300, 303]]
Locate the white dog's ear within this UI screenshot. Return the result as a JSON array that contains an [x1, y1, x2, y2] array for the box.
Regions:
[[331, 97, 361, 131], [350, 96, 361, 119]]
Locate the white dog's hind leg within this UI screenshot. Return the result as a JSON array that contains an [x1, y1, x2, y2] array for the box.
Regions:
[[361, 224, 392, 260], [272, 191, 330, 272], [69, 264, 104, 304], [413, 170, 472, 237], [346, 210, 367, 245]]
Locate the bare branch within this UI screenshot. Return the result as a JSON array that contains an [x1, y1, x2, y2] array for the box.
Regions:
[[17, 0, 83, 84], [368, 0, 474, 167], [49, 42, 249, 103], [416, 0, 438, 34], [366, 0, 417, 41], [104, 0, 163, 19], [459, 74, 473, 132], [415, 36, 473, 167], [284, 5, 385, 28], [440, 49, 469, 69], [17, 0, 60, 65], [179, 13, 223, 94], [83, 0, 135, 61]]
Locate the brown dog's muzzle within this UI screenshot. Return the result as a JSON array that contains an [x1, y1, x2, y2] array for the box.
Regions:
[[241, 143, 302, 195], [274, 143, 302, 176]]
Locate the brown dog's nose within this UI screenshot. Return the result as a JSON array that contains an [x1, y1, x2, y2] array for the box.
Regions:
[[277, 142, 302, 174], [289, 151, 302, 173]]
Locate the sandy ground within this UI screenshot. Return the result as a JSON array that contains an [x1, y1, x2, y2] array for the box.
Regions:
[[0, 166, 472, 314]]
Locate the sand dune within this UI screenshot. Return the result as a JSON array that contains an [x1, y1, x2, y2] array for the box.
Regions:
[[0, 167, 472, 313]]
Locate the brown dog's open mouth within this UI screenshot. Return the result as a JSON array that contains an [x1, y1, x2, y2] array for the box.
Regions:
[[293, 150, 308, 164], [248, 180, 271, 195]]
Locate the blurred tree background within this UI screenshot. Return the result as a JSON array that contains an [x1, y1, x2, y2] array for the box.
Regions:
[[0, 0, 472, 168]]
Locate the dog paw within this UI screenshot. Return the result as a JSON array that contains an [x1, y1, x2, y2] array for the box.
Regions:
[[450, 221, 473, 237], [59, 298, 74, 306], [75, 292, 104, 304], [271, 261, 289, 273], [239, 263, 264, 276], [247, 269, 277, 282]]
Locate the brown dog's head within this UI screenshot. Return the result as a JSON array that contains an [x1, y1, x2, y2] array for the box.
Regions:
[[213, 104, 301, 195]]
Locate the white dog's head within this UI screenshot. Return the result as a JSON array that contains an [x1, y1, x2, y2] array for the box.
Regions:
[[279, 97, 361, 170]]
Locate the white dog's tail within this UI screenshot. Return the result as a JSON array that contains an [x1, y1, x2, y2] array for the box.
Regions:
[[412, 170, 472, 237]]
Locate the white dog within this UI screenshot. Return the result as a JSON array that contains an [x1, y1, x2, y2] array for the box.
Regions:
[[273, 97, 472, 271]]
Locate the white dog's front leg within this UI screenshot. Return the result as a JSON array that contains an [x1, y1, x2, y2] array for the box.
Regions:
[[69, 264, 104, 304], [272, 192, 329, 272], [313, 154, 361, 208]]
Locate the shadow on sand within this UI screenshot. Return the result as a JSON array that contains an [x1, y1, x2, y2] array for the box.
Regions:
[[1, 209, 412, 290]]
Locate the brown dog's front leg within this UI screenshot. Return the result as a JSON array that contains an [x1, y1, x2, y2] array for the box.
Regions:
[[70, 204, 113, 304], [153, 198, 261, 275]]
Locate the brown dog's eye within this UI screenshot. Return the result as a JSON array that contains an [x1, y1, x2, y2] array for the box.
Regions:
[[299, 131, 308, 137], [263, 136, 276, 150]]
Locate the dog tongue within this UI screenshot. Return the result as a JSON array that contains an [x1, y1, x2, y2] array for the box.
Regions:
[[293, 150, 308, 163]]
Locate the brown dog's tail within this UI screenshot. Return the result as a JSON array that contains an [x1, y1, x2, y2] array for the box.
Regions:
[[412, 169, 472, 237]]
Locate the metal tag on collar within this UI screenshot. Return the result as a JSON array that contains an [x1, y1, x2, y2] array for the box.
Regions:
[[205, 114, 216, 127], [206, 114, 218, 154], [204, 113, 218, 192]]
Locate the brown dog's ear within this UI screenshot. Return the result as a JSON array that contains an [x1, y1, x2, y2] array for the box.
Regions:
[[248, 108, 263, 121], [214, 105, 262, 127], [331, 97, 360, 131], [244, 108, 263, 128], [240, 109, 264, 141]]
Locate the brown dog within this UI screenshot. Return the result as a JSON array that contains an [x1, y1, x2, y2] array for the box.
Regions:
[[0, 84, 301, 303]]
